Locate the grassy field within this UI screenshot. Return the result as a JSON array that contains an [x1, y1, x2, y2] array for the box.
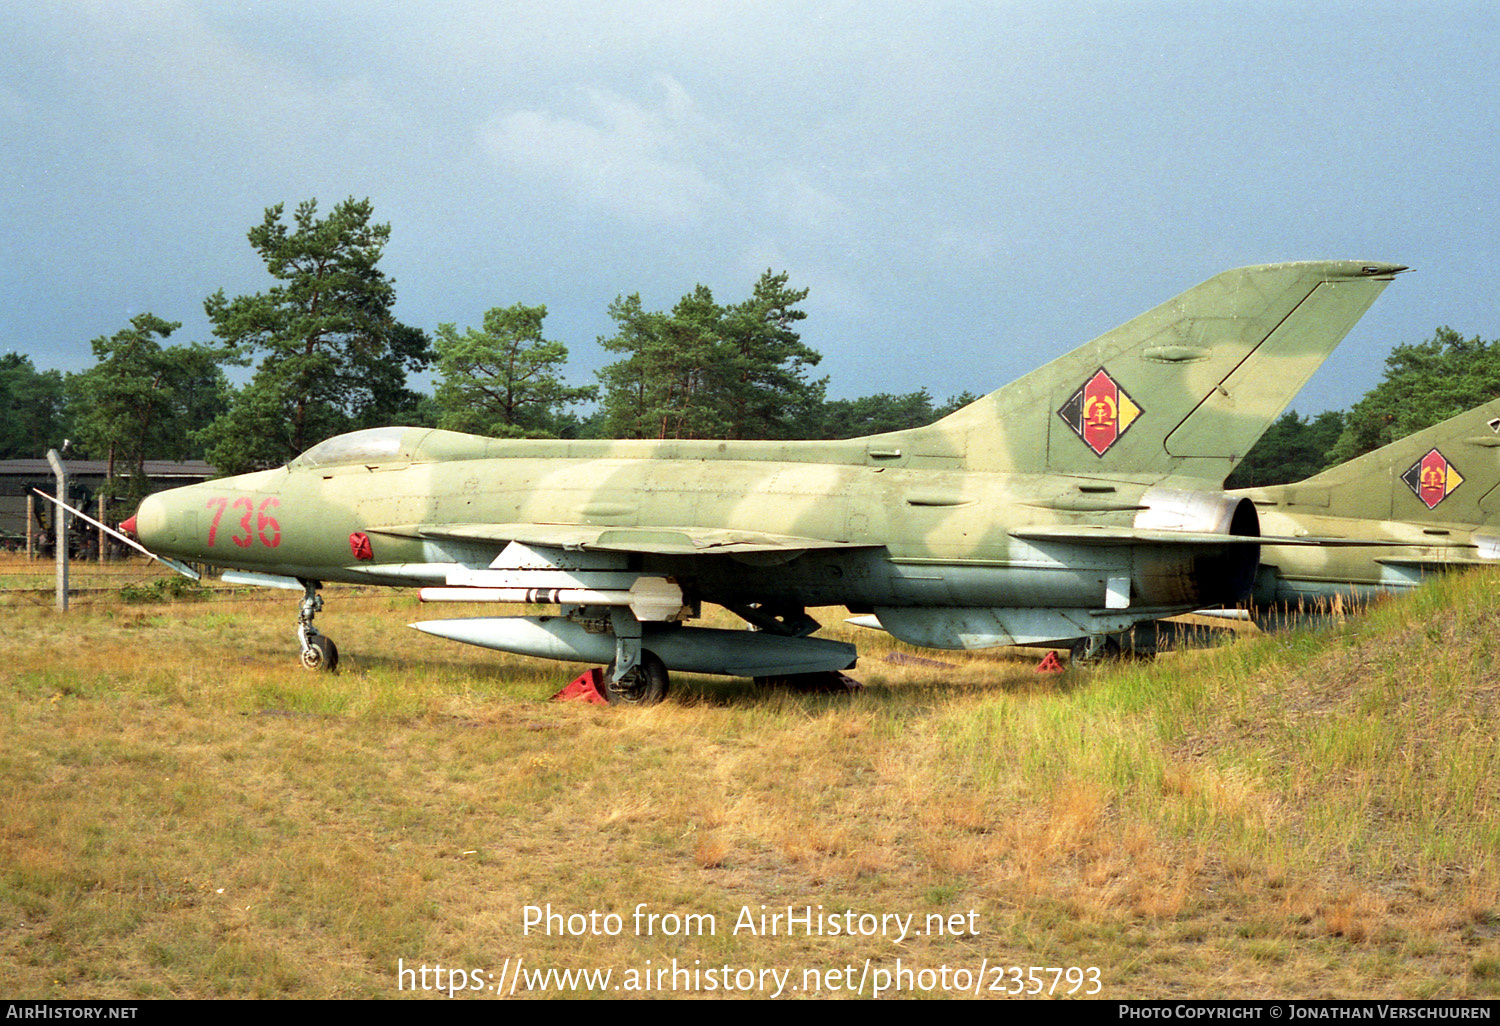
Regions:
[[2, 554, 1498, 999]]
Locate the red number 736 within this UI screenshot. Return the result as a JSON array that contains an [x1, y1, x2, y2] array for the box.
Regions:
[[205, 496, 281, 548]]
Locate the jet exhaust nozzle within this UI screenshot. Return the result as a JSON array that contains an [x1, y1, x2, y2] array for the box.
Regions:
[[1135, 487, 1261, 606]]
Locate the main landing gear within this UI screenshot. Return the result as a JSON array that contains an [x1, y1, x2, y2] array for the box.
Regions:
[[1069, 634, 1121, 664], [601, 607, 668, 705], [297, 579, 339, 672], [552, 654, 670, 706], [602, 650, 669, 705]]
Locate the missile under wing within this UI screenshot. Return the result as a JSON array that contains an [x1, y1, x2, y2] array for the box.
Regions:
[[130, 260, 1404, 701]]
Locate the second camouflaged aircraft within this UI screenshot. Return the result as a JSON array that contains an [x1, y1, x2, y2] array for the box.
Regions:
[[129, 261, 1404, 702], [1234, 396, 1500, 625]]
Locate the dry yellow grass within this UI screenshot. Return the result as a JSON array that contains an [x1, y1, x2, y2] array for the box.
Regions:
[[1, 554, 1498, 999]]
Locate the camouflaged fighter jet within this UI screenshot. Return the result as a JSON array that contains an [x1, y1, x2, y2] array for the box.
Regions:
[[1229, 396, 1500, 628], [119, 260, 1404, 703]]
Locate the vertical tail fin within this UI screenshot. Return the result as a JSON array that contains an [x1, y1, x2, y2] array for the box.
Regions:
[[880, 261, 1405, 482], [1250, 398, 1500, 525]]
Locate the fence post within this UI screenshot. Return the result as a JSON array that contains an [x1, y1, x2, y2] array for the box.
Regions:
[[46, 449, 67, 611]]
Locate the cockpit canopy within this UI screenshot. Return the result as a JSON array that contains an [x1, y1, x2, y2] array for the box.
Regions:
[[290, 426, 493, 469], [293, 427, 409, 467]]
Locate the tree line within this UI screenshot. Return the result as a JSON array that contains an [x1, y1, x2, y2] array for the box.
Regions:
[[0, 196, 1486, 498], [0, 196, 976, 503], [1222, 326, 1500, 489]]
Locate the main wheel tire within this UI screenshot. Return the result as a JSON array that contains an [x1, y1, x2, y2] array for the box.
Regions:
[[602, 651, 669, 705], [300, 635, 339, 672]]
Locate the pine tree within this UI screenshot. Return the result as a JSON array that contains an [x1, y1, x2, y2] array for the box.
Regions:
[[1328, 327, 1500, 464], [68, 314, 226, 502], [0, 354, 67, 459], [596, 272, 823, 440], [433, 303, 596, 437], [200, 197, 430, 472]]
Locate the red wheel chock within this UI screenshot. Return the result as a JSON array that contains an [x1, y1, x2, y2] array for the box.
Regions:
[[552, 667, 608, 704], [1035, 651, 1066, 674]]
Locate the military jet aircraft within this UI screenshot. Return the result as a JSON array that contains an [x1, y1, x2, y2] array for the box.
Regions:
[[120, 260, 1404, 703], [1231, 396, 1500, 627], [1018, 394, 1500, 654]]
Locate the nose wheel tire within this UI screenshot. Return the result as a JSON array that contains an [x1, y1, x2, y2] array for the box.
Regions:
[[301, 635, 340, 672], [602, 651, 669, 705]]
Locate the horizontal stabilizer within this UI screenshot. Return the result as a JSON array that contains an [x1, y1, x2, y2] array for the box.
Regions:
[[1267, 536, 1432, 547], [1012, 524, 1409, 548], [1011, 525, 1264, 546]]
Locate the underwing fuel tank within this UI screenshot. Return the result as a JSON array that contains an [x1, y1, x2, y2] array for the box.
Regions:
[[410, 616, 858, 678]]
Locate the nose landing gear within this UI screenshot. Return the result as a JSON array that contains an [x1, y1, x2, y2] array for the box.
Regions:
[[297, 580, 339, 672]]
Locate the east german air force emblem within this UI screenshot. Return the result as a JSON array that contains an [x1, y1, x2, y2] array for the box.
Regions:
[[1401, 448, 1463, 510], [1058, 368, 1142, 456]]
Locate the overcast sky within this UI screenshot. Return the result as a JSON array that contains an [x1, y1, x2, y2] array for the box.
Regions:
[[3, 1, 1496, 416]]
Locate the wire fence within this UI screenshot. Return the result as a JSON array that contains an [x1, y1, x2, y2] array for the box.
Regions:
[[0, 555, 374, 607]]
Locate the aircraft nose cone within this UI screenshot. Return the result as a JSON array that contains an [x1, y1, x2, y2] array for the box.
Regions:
[[134, 494, 167, 547], [119, 515, 138, 536]]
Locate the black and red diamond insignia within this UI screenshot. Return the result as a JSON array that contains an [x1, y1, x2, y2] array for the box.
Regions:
[[1058, 368, 1143, 456], [1400, 448, 1464, 510]]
